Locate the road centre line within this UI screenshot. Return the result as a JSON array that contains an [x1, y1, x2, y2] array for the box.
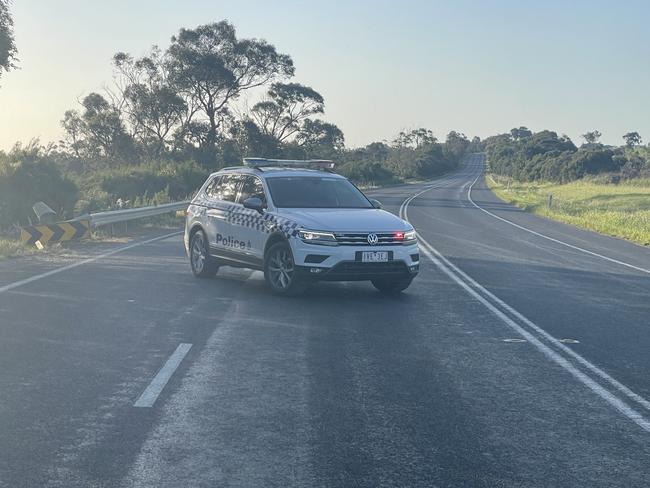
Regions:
[[134, 343, 193, 408], [400, 175, 650, 432], [0, 231, 183, 295]]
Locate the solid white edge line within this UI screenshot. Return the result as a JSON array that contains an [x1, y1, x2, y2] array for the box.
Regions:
[[468, 173, 650, 275], [0, 231, 183, 294], [423, 233, 650, 413], [405, 159, 650, 413], [401, 166, 650, 432], [134, 343, 193, 408], [417, 239, 650, 433]]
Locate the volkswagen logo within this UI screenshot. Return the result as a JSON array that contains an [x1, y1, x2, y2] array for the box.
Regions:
[[367, 233, 379, 245]]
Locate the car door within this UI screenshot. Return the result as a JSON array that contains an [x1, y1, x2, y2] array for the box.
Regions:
[[204, 173, 240, 257], [230, 174, 268, 265]]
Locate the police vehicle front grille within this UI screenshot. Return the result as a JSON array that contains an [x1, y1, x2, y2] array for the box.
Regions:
[[335, 233, 403, 246], [323, 261, 410, 280]]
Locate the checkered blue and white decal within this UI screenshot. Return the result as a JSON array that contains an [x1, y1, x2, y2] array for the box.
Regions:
[[194, 195, 302, 239]]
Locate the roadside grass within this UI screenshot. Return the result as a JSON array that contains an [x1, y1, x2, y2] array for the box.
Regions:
[[0, 213, 184, 259], [0, 238, 32, 259], [486, 175, 650, 246]]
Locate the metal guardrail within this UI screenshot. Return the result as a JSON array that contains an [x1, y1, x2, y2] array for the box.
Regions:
[[87, 201, 190, 228]]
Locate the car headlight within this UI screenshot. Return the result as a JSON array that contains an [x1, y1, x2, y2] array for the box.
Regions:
[[403, 230, 417, 243], [298, 230, 338, 246]]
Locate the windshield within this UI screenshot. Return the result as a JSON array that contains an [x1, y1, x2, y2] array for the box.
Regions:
[[266, 176, 373, 208]]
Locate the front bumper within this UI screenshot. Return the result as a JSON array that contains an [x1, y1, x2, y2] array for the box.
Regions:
[[291, 238, 419, 282]]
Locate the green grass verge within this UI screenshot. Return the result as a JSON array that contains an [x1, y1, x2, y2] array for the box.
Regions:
[[486, 175, 650, 246]]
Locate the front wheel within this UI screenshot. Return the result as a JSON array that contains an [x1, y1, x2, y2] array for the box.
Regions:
[[264, 241, 307, 295], [371, 278, 413, 294], [189, 230, 218, 278]]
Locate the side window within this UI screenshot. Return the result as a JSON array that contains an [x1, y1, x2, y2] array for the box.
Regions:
[[204, 176, 221, 198], [238, 175, 267, 205], [209, 174, 240, 202]]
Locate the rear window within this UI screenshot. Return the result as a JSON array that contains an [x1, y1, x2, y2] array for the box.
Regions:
[[266, 176, 372, 209]]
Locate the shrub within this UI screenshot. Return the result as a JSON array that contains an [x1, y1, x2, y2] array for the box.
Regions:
[[0, 157, 78, 229], [484, 129, 635, 183], [339, 160, 397, 186], [98, 160, 208, 201]]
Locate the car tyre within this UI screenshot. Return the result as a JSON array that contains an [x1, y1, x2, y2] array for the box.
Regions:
[[189, 230, 218, 278], [264, 241, 307, 295], [371, 278, 413, 294]]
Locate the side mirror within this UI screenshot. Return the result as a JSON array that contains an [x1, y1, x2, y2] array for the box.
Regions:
[[243, 196, 265, 213], [369, 199, 383, 209]]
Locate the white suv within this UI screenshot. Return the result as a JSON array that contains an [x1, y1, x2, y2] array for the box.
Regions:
[[184, 158, 419, 294]]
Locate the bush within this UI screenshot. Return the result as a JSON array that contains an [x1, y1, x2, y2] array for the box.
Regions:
[[0, 157, 78, 229], [98, 160, 208, 202], [345, 132, 468, 182], [338, 160, 397, 186], [484, 130, 634, 183]]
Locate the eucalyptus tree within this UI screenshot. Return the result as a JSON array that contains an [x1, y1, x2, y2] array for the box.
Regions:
[[251, 82, 324, 141], [393, 128, 437, 149], [61, 93, 134, 162], [295, 119, 345, 155], [167, 21, 294, 151], [0, 0, 17, 81], [510, 127, 532, 140], [582, 130, 602, 145], [623, 132, 642, 147], [112, 48, 188, 155]]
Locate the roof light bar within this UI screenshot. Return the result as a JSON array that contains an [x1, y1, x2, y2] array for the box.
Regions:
[[243, 158, 335, 169]]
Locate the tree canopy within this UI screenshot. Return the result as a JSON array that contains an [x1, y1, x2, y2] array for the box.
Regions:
[[582, 130, 602, 145], [59, 20, 312, 168], [483, 129, 645, 182], [251, 82, 324, 142], [167, 21, 294, 153], [623, 132, 642, 147], [0, 0, 17, 80]]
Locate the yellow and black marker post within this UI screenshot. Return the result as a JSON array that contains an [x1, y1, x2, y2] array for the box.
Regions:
[[20, 220, 91, 247]]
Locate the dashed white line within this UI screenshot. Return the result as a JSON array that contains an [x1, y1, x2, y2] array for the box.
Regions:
[[134, 343, 193, 408]]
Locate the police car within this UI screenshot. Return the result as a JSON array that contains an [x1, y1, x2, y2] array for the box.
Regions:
[[184, 158, 419, 295]]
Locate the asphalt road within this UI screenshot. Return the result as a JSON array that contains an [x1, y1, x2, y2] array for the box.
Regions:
[[1, 154, 649, 487]]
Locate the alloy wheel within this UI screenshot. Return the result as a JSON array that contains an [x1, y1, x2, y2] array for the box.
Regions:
[[191, 233, 206, 274], [267, 248, 294, 290]]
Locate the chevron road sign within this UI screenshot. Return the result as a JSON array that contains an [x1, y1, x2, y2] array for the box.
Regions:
[[20, 220, 91, 247]]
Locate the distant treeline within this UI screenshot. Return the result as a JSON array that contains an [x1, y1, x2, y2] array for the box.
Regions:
[[340, 129, 475, 185], [485, 128, 649, 182], [0, 128, 472, 229]]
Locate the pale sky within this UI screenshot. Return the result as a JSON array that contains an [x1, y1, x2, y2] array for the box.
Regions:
[[1, 0, 649, 151]]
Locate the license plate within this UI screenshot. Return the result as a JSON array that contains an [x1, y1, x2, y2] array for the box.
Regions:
[[361, 251, 389, 263]]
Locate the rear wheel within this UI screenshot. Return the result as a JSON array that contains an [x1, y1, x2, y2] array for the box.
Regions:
[[264, 241, 306, 295], [371, 278, 413, 294], [189, 230, 218, 278]]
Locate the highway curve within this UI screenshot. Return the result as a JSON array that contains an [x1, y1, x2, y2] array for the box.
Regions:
[[0, 154, 649, 487]]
